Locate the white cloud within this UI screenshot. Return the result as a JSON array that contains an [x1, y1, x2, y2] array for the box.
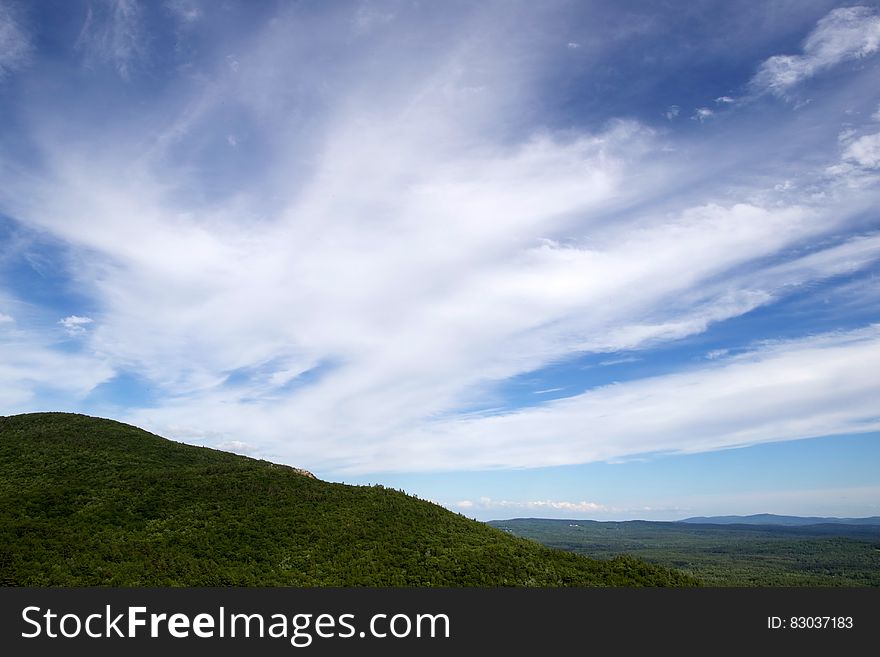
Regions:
[[826, 131, 880, 183], [751, 6, 880, 95], [0, 337, 113, 410], [0, 312, 12, 323], [838, 128, 857, 144], [523, 500, 606, 512], [714, 95, 734, 104], [444, 497, 697, 520], [598, 356, 640, 366], [451, 497, 608, 514], [691, 107, 713, 122], [384, 325, 880, 473], [774, 179, 795, 191], [737, 233, 880, 289], [76, 0, 147, 79], [488, 485, 880, 521], [8, 117, 877, 474], [215, 440, 258, 456], [842, 132, 880, 169], [0, 1, 30, 77], [59, 315, 94, 336], [165, 0, 202, 24], [2, 4, 880, 479], [664, 105, 679, 120], [452, 484, 880, 521]]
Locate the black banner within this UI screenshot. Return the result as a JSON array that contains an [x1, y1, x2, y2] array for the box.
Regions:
[[1, 587, 876, 655]]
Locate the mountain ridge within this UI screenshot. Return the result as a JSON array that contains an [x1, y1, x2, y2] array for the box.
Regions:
[[488, 517, 880, 586], [679, 514, 880, 526], [0, 412, 697, 587]]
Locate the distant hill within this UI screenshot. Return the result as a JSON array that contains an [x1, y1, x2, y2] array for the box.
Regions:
[[489, 518, 880, 586], [0, 413, 697, 587], [680, 514, 880, 526]]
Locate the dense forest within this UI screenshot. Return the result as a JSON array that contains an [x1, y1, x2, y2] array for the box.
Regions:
[[489, 518, 880, 586], [0, 413, 697, 587]]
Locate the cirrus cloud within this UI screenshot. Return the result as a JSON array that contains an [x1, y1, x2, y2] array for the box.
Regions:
[[0, 1, 30, 78], [0, 2, 879, 483], [751, 6, 880, 95]]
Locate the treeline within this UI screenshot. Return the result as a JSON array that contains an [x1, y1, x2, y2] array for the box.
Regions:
[[0, 413, 698, 587], [490, 519, 880, 587]]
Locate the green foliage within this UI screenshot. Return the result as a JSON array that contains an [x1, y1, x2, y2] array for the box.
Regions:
[[490, 519, 880, 587], [0, 413, 698, 587]]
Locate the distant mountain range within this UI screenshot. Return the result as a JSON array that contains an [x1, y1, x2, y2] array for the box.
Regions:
[[680, 514, 880, 526], [489, 517, 880, 586]]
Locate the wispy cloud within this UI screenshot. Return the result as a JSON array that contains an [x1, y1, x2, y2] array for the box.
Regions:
[[691, 107, 713, 122], [451, 485, 880, 521], [59, 315, 94, 336], [0, 335, 112, 410], [164, 0, 201, 25], [1, 2, 879, 480], [76, 0, 147, 79], [598, 356, 640, 366], [533, 387, 564, 395], [751, 6, 880, 96], [215, 439, 258, 456], [373, 326, 880, 473], [842, 132, 880, 169], [0, 1, 30, 77], [451, 497, 608, 514], [826, 130, 880, 184]]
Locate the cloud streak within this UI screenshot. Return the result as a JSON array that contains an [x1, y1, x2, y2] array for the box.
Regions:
[[0, 1, 30, 77], [751, 6, 880, 95], [0, 335, 112, 410], [76, 0, 147, 79], [0, 2, 879, 480], [455, 485, 880, 521], [452, 497, 608, 514], [390, 326, 880, 473], [59, 315, 94, 336], [842, 132, 880, 169]]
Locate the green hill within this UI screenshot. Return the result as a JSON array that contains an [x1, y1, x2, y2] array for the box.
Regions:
[[0, 413, 698, 587]]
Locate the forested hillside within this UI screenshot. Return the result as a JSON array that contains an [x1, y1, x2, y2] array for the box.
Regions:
[[0, 413, 698, 587]]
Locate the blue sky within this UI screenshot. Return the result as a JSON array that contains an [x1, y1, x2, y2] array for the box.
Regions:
[[1, 0, 879, 520]]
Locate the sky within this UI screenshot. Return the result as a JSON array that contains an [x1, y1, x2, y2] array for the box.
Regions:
[[1, 0, 879, 521]]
